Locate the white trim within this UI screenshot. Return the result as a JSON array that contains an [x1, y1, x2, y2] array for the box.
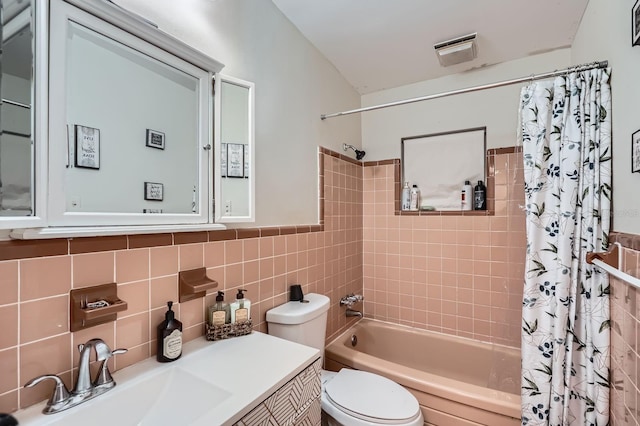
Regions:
[[214, 75, 255, 223], [10, 223, 226, 240], [62, 0, 224, 73]]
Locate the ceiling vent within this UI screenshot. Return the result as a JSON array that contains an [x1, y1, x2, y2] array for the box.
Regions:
[[434, 33, 477, 67]]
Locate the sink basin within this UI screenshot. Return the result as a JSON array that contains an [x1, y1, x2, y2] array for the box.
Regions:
[[44, 367, 231, 426], [14, 333, 320, 426]]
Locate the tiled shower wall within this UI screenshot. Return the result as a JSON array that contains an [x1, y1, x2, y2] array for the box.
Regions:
[[610, 234, 640, 425], [0, 148, 363, 413], [362, 149, 526, 348]]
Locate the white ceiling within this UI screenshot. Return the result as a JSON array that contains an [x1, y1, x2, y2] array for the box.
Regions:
[[271, 0, 590, 94]]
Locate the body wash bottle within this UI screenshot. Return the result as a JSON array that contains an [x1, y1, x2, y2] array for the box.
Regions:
[[401, 182, 411, 211], [208, 291, 230, 326], [230, 289, 251, 323], [157, 301, 182, 362]]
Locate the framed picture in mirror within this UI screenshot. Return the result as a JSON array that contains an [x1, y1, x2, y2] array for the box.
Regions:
[[632, 129, 640, 173], [146, 129, 165, 149], [634, 0, 640, 46], [227, 143, 244, 178], [75, 125, 100, 169], [144, 182, 164, 201]]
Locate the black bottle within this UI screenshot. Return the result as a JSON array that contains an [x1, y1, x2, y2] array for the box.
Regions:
[[157, 301, 182, 362], [474, 180, 486, 210]]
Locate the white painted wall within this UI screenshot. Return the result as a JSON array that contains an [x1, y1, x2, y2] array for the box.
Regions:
[[360, 49, 572, 161], [571, 0, 638, 234], [116, 0, 362, 227]]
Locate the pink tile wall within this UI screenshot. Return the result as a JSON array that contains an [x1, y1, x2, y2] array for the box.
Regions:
[[610, 242, 640, 425], [0, 150, 362, 413], [362, 151, 526, 347]]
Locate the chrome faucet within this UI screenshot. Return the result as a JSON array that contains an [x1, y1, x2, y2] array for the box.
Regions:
[[339, 293, 363, 308], [24, 338, 127, 414], [340, 294, 364, 318], [346, 308, 363, 318]]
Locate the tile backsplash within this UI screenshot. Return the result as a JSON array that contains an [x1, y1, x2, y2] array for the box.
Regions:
[[0, 148, 363, 412]]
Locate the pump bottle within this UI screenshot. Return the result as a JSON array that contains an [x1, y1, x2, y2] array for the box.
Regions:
[[208, 291, 230, 326], [230, 289, 251, 323], [157, 301, 182, 362]]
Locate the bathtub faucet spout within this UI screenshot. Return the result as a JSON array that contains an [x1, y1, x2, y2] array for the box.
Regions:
[[346, 308, 363, 318]]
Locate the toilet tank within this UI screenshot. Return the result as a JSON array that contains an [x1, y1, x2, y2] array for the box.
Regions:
[[266, 293, 330, 354]]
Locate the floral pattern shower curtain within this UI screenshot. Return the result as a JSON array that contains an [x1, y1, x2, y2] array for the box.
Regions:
[[520, 68, 611, 425]]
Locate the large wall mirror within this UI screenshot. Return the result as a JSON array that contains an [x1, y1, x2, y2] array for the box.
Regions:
[[214, 75, 255, 223], [1, 0, 32, 217], [45, 0, 223, 228], [0, 0, 48, 229], [402, 127, 486, 210]]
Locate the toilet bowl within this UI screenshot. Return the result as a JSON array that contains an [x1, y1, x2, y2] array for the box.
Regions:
[[321, 370, 423, 426], [266, 293, 424, 426]]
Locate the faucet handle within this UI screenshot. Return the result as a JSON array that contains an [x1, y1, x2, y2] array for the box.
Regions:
[[24, 375, 71, 410], [340, 293, 364, 307], [93, 348, 128, 387]]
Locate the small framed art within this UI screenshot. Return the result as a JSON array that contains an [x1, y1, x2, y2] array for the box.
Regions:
[[633, 130, 640, 173], [220, 143, 227, 177], [227, 143, 244, 178], [634, 0, 640, 46], [144, 182, 164, 201], [75, 125, 100, 169], [146, 129, 165, 150]]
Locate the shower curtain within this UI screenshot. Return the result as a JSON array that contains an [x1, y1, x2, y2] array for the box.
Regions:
[[520, 68, 611, 425]]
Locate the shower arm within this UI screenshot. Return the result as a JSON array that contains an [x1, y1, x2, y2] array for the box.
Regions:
[[342, 143, 366, 160]]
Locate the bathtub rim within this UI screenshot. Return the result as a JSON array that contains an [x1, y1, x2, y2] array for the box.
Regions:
[[324, 318, 521, 420]]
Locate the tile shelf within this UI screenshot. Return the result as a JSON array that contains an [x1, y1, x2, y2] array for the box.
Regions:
[[70, 282, 128, 332], [179, 267, 218, 303]]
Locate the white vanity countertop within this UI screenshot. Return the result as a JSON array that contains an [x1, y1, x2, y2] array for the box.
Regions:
[[14, 332, 321, 426]]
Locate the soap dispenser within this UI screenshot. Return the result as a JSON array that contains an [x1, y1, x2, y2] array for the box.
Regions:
[[157, 301, 182, 362], [230, 289, 251, 323], [208, 291, 230, 326]]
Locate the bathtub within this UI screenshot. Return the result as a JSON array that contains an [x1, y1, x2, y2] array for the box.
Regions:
[[324, 319, 521, 426]]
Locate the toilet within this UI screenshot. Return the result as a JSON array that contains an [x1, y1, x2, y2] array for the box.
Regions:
[[266, 293, 424, 426]]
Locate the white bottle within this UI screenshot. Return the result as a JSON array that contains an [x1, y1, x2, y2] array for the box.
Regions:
[[461, 180, 473, 211], [401, 182, 411, 211], [230, 289, 251, 323], [409, 185, 420, 211]]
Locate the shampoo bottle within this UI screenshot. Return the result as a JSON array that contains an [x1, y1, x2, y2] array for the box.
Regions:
[[461, 180, 473, 211], [208, 291, 230, 326], [409, 185, 420, 211], [157, 301, 182, 362], [230, 289, 251, 323], [474, 180, 486, 210], [401, 182, 411, 211]]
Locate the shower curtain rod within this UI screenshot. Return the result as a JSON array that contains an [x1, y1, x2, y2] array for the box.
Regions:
[[320, 60, 609, 120]]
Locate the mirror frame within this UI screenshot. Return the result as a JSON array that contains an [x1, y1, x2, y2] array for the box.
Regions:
[[0, 0, 49, 229], [214, 74, 255, 223]]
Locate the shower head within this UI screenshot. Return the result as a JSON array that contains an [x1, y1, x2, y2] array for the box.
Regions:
[[343, 143, 366, 161]]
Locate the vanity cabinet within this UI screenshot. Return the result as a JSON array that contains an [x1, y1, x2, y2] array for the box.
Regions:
[[234, 358, 322, 426]]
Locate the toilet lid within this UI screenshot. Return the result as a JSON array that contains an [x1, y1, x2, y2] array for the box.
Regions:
[[324, 369, 419, 422]]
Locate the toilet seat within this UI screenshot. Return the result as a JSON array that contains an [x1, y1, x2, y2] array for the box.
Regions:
[[322, 369, 422, 425]]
